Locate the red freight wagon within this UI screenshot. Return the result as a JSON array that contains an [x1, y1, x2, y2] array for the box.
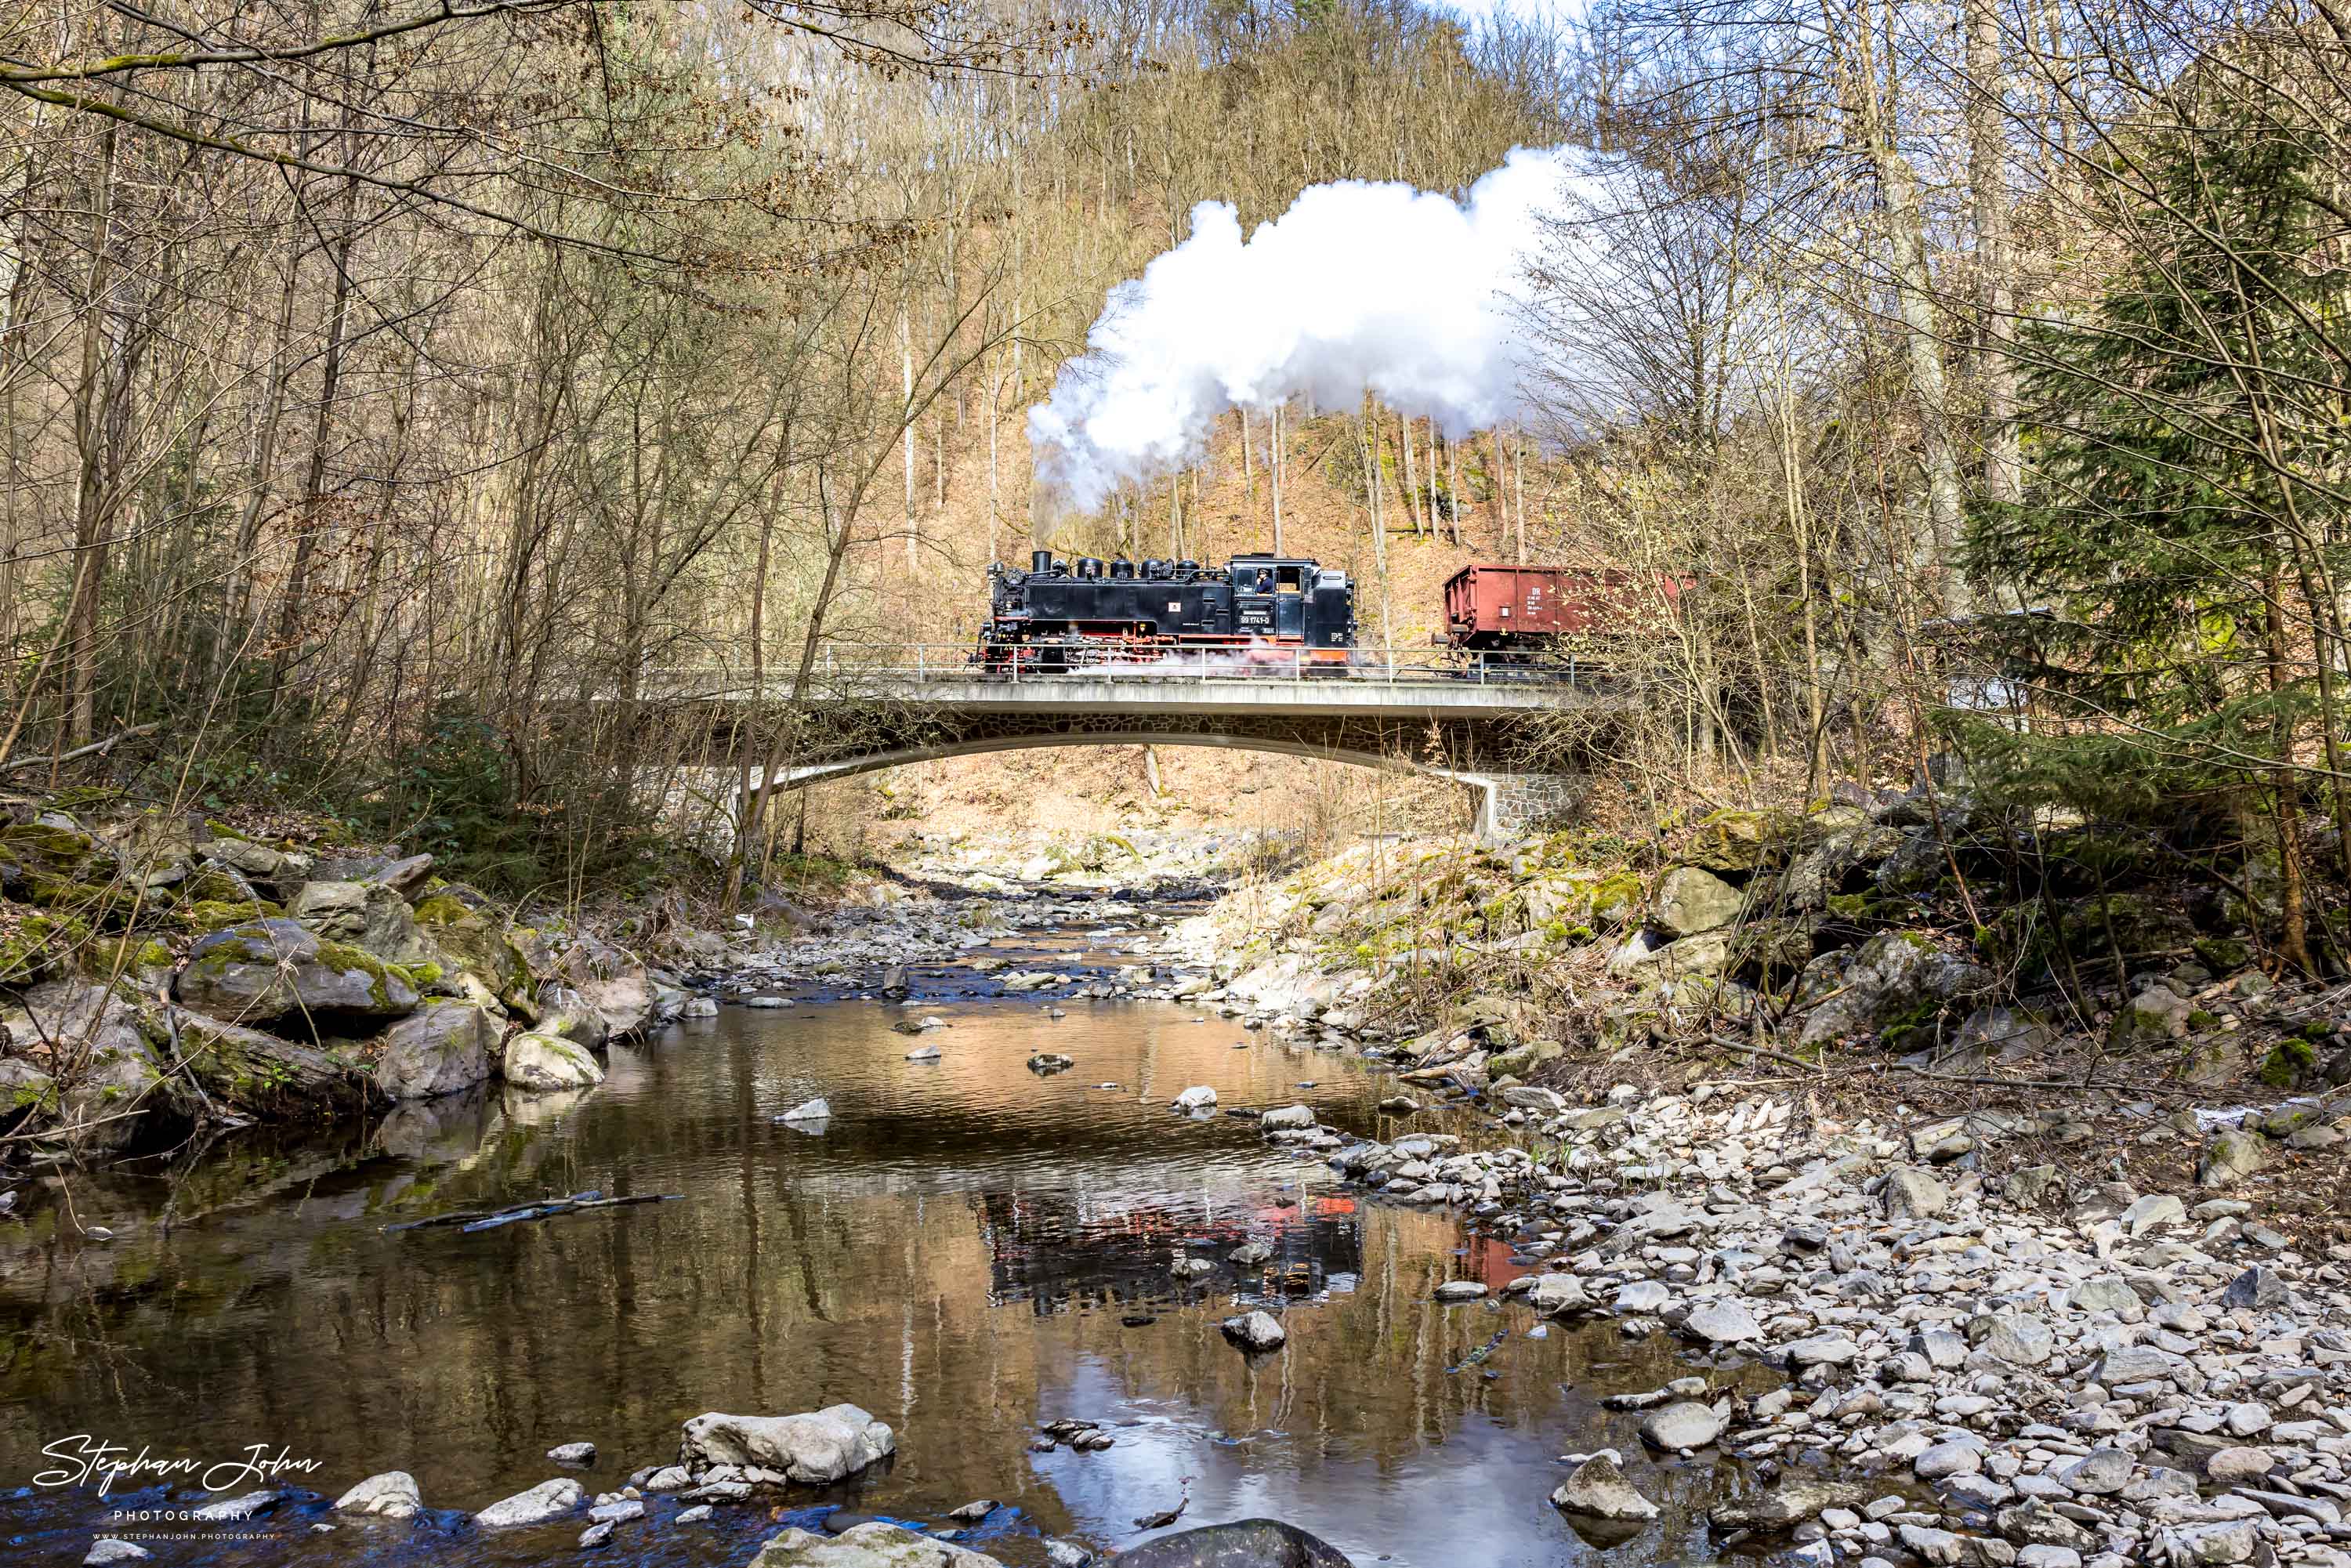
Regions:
[[1441, 564, 1684, 651]]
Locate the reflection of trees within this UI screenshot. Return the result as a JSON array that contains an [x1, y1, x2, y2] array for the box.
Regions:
[[2, 1035, 1766, 1563]]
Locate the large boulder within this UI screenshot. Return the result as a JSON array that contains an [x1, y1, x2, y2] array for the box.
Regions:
[[169, 1007, 382, 1117], [1106, 1519, 1353, 1566], [2110, 984, 2193, 1050], [543, 933, 657, 1040], [176, 919, 418, 1026], [1680, 809, 1785, 873], [1781, 815, 1904, 908], [0, 813, 120, 903], [2, 980, 191, 1151], [1607, 927, 1732, 981], [1651, 867, 1744, 937], [288, 879, 438, 968], [752, 1523, 1005, 1566], [412, 888, 530, 1003], [375, 1001, 498, 1099], [2197, 1128, 2269, 1189], [502, 1031, 603, 1092], [475, 1477, 581, 1527], [533, 986, 610, 1052], [1549, 1455, 1660, 1523], [678, 1404, 895, 1484], [201, 836, 313, 896], [1795, 931, 1993, 1049]]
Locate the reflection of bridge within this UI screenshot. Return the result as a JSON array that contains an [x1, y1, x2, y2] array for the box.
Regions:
[[639, 651, 1616, 836]]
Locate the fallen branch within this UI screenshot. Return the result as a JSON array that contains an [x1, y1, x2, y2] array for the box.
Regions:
[[382, 1190, 682, 1234], [0, 719, 165, 773]]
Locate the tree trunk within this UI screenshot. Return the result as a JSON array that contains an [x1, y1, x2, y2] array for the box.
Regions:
[[1966, 0, 2020, 526], [63, 128, 119, 748], [1844, 0, 1969, 616]]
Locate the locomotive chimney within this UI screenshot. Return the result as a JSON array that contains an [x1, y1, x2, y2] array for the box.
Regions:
[[1031, 549, 1055, 575]]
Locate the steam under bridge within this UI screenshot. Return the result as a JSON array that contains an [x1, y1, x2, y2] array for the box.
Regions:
[[636, 649, 1622, 837]]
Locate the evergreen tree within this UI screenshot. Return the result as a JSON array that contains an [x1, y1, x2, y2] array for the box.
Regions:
[[1960, 42, 2351, 973]]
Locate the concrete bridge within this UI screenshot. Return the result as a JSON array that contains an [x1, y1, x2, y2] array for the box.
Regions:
[[642, 651, 1616, 837]]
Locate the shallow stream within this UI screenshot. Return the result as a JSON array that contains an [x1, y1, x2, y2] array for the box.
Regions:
[[3, 925, 1760, 1566]]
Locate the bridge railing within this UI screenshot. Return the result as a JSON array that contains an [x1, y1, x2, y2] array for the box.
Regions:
[[639, 646, 1591, 697]]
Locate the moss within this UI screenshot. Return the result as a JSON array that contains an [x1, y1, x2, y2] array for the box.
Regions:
[[413, 894, 471, 926], [180, 865, 257, 904], [203, 820, 250, 841], [78, 934, 175, 983], [313, 937, 406, 1009], [1, 912, 91, 983], [2186, 1009, 2222, 1030], [2261, 1038, 2317, 1088], [1825, 893, 1871, 921], [1876, 994, 1947, 1052], [1587, 872, 1642, 925], [181, 899, 266, 933], [408, 961, 445, 986]]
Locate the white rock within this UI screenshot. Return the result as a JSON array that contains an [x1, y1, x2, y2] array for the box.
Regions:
[[1683, 1298, 1762, 1343], [1220, 1310, 1287, 1351], [502, 1032, 604, 1092], [1550, 1454, 1660, 1521], [678, 1403, 896, 1484], [1172, 1085, 1218, 1110], [333, 1471, 421, 1519], [476, 1478, 584, 1528]]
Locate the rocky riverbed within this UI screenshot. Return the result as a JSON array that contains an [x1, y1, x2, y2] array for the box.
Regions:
[[10, 796, 2351, 1567]]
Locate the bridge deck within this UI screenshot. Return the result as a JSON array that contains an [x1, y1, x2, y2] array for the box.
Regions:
[[650, 670, 1606, 719]]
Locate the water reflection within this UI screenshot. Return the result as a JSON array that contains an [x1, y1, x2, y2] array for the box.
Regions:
[[2, 981, 1760, 1566]]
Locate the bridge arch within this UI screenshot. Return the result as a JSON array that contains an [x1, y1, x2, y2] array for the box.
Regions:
[[751, 730, 1519, 835]]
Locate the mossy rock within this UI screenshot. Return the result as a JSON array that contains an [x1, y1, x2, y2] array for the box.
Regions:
[[180, 863, 260, 904], [413, 893, 473, 926], [0, 1058, 60, 1122], [168, 1008, 382, 1116], [2261, 1038, 2318, 1088], [1487, 1040, 1563, 1079], [176, 918, 419, 1023], [1682, 809, 1793, 873], [1587, 872, 1642, 927], [0, 817, 118, 889], [2193, 936, 2252, 974], [0, 911, 91, 984], [180, 898, 269, 934], [81, 934, 176, 987], [16, 875, 150, 926]]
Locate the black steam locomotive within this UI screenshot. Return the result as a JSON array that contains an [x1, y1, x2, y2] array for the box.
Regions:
[[976, 551, 1356, 673]]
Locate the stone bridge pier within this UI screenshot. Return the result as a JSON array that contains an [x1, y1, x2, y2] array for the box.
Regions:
[[1458, 772, 1592, 840]]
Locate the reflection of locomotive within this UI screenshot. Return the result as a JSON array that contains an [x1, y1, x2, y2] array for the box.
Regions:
[[977, 551, 1355, 672]]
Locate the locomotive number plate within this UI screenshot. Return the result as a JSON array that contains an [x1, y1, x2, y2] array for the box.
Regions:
[[1168, 600, 1183, 612]]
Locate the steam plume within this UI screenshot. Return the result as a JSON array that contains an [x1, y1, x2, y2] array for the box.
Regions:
[[1027, 146, 1588, 516]]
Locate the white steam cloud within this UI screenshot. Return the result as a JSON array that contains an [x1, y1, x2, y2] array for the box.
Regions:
[[1028, 146, 1590, 516]]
